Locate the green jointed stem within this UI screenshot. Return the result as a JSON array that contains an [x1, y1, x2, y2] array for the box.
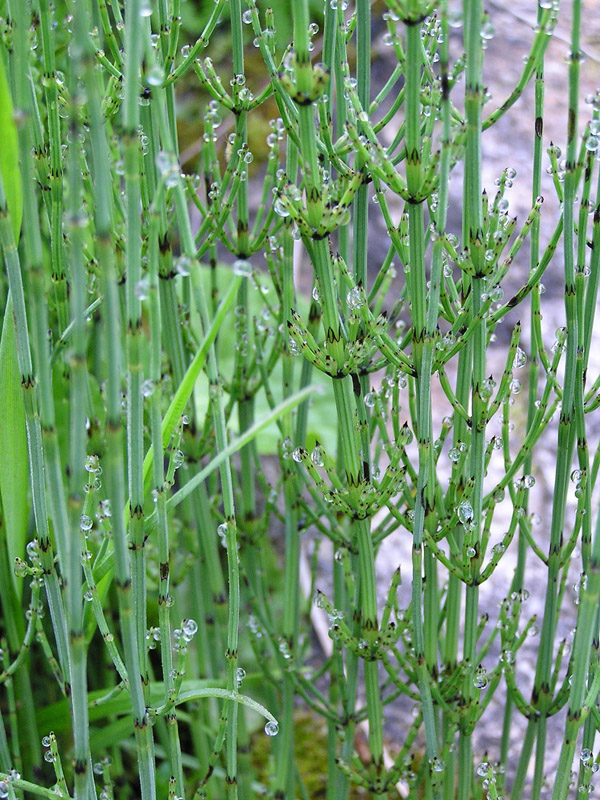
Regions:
[[274, 135, 300, 799], [291, 0, 384, 794], [457, 2, 485, 797], [79, 2, 156, 795], [64, 7, 96, 797], [507, 11, 547, 792], [550, 2, 585, 796], [403, 14, 441, 787], [123, 0, 149, 699]]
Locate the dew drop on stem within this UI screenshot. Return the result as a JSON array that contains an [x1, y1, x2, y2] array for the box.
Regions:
[[513, 347, 527, 369], [141, 379, 154, 398], [233, 259, 252, 277], [80, 515, 93, 532], [264, 720, 279, 736], [135, 279, 150, 301], [311, 445, 324, 467], [457, 501, 474, 526], [146, 65, 164, 87]]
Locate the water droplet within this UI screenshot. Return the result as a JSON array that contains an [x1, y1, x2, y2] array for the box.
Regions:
[[80, 515, 93, 532], [182, 618, 198, 641], [135, 278, 150, 300], [586, 136, 599, 153], [457, 501, 474, 526], [242, 9, 252, 23], [155, 151, 179, 187], [217, 522, 228, 546], [346, 286, 365, 310], [175, 255, 192, 277], [398, 425, 413, 446], [273, 197, 289, 217], [0, 782, 9, 799], [146, 64, 164, 87], [232, 259, 252, 277], [85, 454, 100, 473], [139, 0, 153, 16], [292, 447, 305, 463], [26, 540, 39, 561], [429, 757, 445, 773], [44, 750, 57, 763], [288, 337, 301, 356], [581, 749, 593, 765], [513, 347, 527, 369], [480, 377, 496, 399], [448, 9, 462, 26], [364, 392, 376, 408], [236, 667, 246, 686], [311, 445, 324, 467], [473, 668, 488, 689], [93, 762, 104, 775], [480, 20, 495, 39], [141, 379, 155, 398], [264, 720, 279, 736], [84, 589, 93, 602], [448, 447, 461, 463]]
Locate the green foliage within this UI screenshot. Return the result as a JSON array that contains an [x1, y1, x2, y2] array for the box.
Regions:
[[0, 1, 599, 800], [0, 295, 28, 599], [0, 51, 22, 241]]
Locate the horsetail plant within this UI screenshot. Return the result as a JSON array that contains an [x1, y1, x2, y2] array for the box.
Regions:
[[2, 0, 600, 799]]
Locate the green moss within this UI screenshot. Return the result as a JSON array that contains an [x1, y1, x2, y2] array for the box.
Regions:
[[250, 709, 376, 798]]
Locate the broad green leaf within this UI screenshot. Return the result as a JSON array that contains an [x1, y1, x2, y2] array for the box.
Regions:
[[141, 274, 243, 495], [0, 51, 22, 241], [36, 679, 224, 734], [0, 294, 28, 599], [35, 679, 276, 737]]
